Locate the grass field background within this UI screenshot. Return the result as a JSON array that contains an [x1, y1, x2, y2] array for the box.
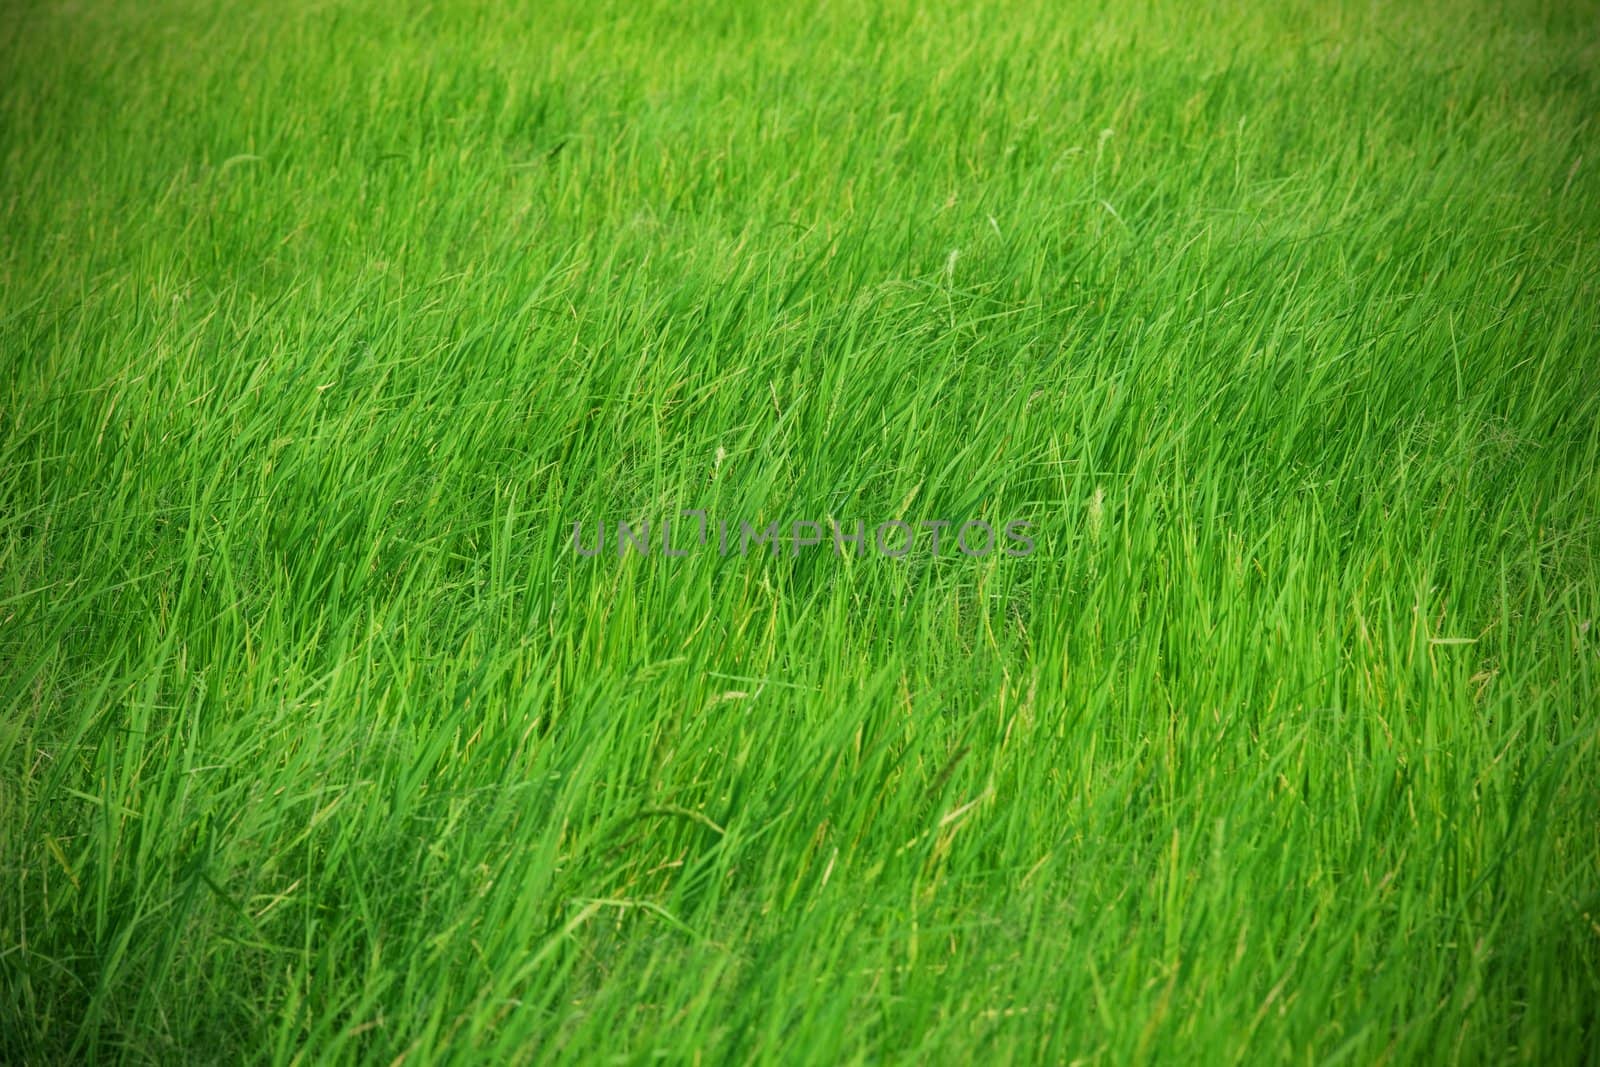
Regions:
[[3, 0, 1599, 1062]]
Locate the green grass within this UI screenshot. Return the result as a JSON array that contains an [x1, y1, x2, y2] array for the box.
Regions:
[[3, 0, 1599, 1062]]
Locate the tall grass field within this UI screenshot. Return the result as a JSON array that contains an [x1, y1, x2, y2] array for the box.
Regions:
[[3, 0, 1599, 1062]]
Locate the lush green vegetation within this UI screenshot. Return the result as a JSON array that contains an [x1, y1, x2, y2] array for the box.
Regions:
[[3, 0, 1598, 1061]]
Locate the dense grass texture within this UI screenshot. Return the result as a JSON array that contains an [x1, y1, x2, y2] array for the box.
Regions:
[[3, 0, 1600, 1062]]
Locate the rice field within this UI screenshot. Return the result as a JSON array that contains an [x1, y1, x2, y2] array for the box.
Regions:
[[2, 0, 1599, 1062]]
